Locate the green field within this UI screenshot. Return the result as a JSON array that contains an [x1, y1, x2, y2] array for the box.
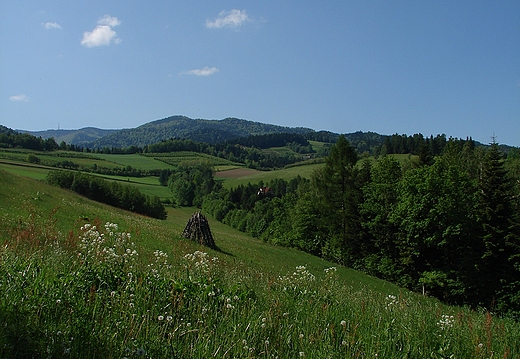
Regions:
[[216, 163, 324, 188], [94, 153, 174, 170], [143, 151, 239, 167]]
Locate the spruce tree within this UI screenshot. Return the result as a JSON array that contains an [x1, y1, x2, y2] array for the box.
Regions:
[[313, 135, 360, 265], [477, 141, 520, 313]]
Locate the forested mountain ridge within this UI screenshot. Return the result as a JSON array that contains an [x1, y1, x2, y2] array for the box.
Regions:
[[88, 116, 314, 149], [7, 115, 518, 154]]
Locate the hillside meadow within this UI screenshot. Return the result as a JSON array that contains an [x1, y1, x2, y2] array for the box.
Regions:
[[1, 169, 519, 358]]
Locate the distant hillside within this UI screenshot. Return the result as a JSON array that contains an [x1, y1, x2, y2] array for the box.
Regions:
[[89, 116, 313, 149], [20, 127, 118, 147]]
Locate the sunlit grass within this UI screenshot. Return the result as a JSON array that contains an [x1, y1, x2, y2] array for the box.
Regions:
[[94, 153, 173, 170], [1, 219, 518, 358]]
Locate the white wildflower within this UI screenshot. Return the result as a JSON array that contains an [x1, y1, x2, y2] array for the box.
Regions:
[[437, 314, 455, 329]]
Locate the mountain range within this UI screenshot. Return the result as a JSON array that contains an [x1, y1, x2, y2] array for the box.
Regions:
[[16, 115, 515, 152], [19, 127, 119, 147]]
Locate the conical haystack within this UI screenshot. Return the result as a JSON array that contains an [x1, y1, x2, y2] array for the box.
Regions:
[[182, 212, 216, 249]]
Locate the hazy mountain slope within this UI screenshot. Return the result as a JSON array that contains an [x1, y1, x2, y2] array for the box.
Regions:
[[20, 128, 118, 146]]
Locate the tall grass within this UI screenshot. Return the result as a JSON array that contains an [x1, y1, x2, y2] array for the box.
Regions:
[[1, 215, 518, 358]]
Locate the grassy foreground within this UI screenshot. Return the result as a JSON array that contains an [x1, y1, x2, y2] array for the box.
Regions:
[[1, 170, 519, 358]]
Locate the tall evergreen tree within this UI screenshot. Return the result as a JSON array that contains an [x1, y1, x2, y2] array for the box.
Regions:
[[313, 135, 360, 265], [477, 141, 520, 313]]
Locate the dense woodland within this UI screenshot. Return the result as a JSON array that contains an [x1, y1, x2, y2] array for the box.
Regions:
[[200, 136, 520, 318]]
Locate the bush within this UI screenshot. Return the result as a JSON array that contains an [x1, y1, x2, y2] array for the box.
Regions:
[[26, 153, 40, 164]]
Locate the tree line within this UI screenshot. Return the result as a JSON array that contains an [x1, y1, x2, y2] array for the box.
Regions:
[[194, 136, 520, 318], [46, 171, 167, 219]]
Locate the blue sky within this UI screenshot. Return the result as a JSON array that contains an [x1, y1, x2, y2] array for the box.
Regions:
[[1, 1, 519, 146]]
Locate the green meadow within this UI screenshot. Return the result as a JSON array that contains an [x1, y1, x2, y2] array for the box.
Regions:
[[1, 159, 519, 357]]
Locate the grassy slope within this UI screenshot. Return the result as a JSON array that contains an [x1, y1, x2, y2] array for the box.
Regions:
[[1, 170, 519, 357], [0, 169, 397, 292]]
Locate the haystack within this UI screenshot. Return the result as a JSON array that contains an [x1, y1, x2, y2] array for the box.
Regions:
[[182, 212, 216, 249]]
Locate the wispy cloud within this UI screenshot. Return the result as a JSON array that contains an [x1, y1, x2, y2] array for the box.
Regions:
[[9, 94, 29, 102], [181, 67, 220, 76], [97, 15, 121, 27], [43, 22, 61, 30], [81, 15, 121, 47], [206, 9, 250, 29]]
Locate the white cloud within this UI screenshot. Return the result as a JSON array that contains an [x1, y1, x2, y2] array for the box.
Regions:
[[9, 94, 29, 102], [43, 22, 61, 30], [97, 15, 121, 27], [181, 67, 220, 76], [81, 15, 121, 47], [206, 9, 250, 29]]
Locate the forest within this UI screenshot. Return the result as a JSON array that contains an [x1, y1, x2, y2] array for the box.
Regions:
[[198, 136, 520, 318]]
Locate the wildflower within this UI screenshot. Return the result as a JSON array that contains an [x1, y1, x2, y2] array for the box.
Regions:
[[166, 316, 173, 322], [478, 343, 483, 349], [299, 352, 305, 357], [56, 299, 61, 304], [299, 333, 304, 339], [340, 320, 346, 327], [262, 317, 267, 322], [283, 312, 289, 317], [437, 315, 455, 329], [261, 323, 266, 328], [265, 339, 269, 345], [342, 340, 347, 346], [158, 315, 164, 321], [386, 294, 398, 308]]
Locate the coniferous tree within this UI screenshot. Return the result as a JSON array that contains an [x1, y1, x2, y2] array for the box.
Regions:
[[477, 141, 520, 313], [313, 135, 360, 265]]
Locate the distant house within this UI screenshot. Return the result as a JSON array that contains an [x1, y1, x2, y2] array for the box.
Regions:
[[257, 187, 272, 196]]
